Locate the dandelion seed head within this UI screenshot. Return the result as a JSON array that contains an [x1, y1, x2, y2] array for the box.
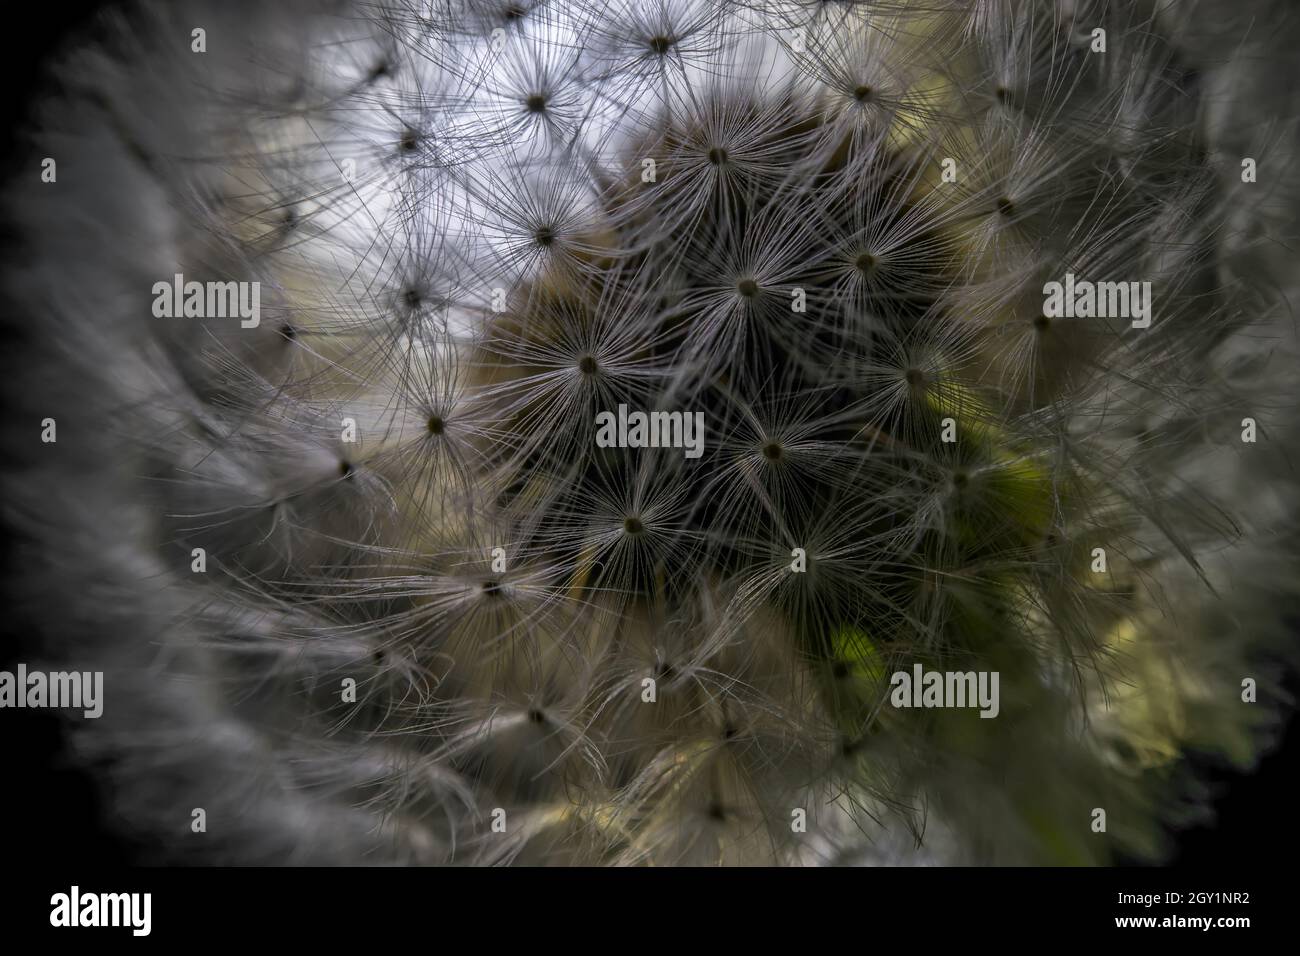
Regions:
[[5, 0, 1300, 867]]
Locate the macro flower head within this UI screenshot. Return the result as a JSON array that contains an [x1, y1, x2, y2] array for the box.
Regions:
[[4, 0, 1300, 867]]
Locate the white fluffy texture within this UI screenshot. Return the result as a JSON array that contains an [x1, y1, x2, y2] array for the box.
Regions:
[[5, 0, 1300, 864]]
